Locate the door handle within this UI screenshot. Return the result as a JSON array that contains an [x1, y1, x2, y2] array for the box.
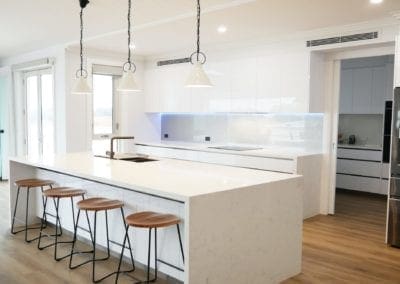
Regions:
[[0, 130, 4, 134]]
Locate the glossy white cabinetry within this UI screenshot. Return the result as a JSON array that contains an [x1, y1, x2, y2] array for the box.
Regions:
[[352, 67, 373, 114], [339, 69, 353, 114], [337, 147, 382, 161], [336, 174, 382, 194], [144, 50, 314, 113], [336, 159, 381, 178], [339, 56, 394, 114], [336, 147, 387, 195]]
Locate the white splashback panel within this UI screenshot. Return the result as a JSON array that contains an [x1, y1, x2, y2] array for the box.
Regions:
[[161, 113, 323, 151]]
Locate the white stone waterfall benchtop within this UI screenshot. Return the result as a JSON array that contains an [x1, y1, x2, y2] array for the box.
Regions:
[[10, 152, 301, 202], [9, 152, 303, 284]]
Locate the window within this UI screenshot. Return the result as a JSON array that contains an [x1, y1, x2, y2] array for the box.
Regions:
[[91, 65, 122, 155], [24, 69, 54, 156]]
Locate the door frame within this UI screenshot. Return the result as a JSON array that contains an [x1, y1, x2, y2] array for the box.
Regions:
[[324, 43, 396, 214]]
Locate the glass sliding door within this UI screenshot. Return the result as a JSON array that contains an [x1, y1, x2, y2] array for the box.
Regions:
[[91, 65, 122, 155], [24, 69, 54, 156]]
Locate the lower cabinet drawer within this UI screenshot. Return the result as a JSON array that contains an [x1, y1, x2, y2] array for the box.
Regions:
[[336, 174, 382, 194], [336, 159, 382, 178]]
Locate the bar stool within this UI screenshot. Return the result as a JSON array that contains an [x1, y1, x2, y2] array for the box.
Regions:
[[37, 187, 86, 261], [116, 211, 185, 283], [11, 178, 55, 242], [69, 197, 135, 283]]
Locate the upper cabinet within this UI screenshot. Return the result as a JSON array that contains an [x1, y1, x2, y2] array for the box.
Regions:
[[144, 50, 316, 113], [339, 55, 394, 115]]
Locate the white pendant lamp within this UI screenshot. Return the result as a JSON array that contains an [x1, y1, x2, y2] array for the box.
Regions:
[[118, 0, 141, 92], [72, 0, 92, 95], [185, 0, 213, 88]]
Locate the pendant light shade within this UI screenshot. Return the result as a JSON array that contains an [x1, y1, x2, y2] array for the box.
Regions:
[[117, 69, 141, 92], [72, 0, 91, 95], [118, 0, 141, 92], [185, 0, 213, 88], [72, 75, 92, 94], [185, 62, 212, 88]]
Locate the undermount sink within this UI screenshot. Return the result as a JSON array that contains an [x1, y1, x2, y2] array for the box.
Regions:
[[118, 157, 158, 163], [94, 155, 158, 163]]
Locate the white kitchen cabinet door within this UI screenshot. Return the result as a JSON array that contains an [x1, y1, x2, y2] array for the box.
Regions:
[[144, 68, 162, 112], [280, 52, 310, 113], [371, 66, 386, 114], [337, 148, 382, 161], [339, 69, 353, 114], [230, 58, 257, 112], [336, 159, 381, 178], [352, 67, 373, 114], [161, 64, 192, 113], [256, 55, 281, 113], [385, 62, 394, 101], [336, 174, 381, 193], [144, 64, 192, 113], [206, 61, 231, 112]]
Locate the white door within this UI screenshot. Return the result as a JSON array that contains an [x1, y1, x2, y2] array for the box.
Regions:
[[24, 69, 55, 156]]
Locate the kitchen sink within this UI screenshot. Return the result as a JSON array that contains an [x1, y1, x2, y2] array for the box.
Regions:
[[118, 157, 158, 163], [94, 155, 158, 163]]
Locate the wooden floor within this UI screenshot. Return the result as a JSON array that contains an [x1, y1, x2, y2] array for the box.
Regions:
[[285, 189, 400, 284], [1, 182, 400, 283]]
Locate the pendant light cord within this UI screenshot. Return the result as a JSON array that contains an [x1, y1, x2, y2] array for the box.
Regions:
[[189, 0, 206, 65], [127, 0, 132, 65], [196, 0, 201, 62], [79, 8, 84, 76]]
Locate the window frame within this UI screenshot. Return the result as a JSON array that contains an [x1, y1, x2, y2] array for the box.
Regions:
[[23, 67, 55, 156]]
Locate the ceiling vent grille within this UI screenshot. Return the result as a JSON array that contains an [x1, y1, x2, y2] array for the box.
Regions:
[[157, 57, 190, 66], [306, 31, 378, 47]]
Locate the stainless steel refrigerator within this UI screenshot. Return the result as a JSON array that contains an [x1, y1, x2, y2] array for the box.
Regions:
[[388, 87, 400, 247]]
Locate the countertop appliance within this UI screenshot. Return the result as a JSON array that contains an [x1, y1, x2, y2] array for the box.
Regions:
[[348, 135, 356, 145], [388, 87, 400, 247]]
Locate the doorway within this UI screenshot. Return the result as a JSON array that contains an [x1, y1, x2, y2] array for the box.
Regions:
[[24, 69, 55, 156]]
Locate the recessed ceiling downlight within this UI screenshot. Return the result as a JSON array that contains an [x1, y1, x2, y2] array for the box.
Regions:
[[370, 0, 383, 4], [217, 25, 227, 33]]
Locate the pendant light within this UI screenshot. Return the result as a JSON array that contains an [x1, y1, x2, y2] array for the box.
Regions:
[[118, 0, 141, 92], [72, 0, 92, 95], [185, 0, 213, 88]]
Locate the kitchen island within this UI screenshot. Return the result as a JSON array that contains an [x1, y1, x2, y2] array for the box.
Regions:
[[9, 152, 303, 284]]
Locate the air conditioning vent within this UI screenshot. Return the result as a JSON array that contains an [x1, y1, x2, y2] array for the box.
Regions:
[[157, 57, 190, 66], [306, 31, 378, 47]]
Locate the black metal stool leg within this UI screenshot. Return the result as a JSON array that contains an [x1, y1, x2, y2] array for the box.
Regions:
[[115, 207, 135, 283], [25, 187, 31, 242], [69, 209, 81, 269], [92, 211, 98, 283], [154, 228, 158, 281], [11, 186, 21, 234], [147, 228, 152, 283], [37, 196, 49, 249], [177, 224, 185, 263]]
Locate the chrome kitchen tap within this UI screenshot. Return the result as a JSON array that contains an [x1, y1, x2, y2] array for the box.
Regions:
[[108, 136, 135, 159]]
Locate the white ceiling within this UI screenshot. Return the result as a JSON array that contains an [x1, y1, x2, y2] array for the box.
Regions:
[[1, 0, 400, 60]]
